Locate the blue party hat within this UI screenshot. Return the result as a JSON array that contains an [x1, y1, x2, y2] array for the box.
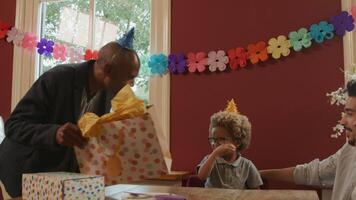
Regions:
[[116, 27, 135, 49]]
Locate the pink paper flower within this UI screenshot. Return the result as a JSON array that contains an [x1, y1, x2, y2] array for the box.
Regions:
[[6, 27, 24, 46], [351, 5, 356, 22], [53, 44, 67, 62], [186, 52, 207, 73], [22, 32, 38, 51], [207, 50, 229, 72], [67, 47, 84, 63]]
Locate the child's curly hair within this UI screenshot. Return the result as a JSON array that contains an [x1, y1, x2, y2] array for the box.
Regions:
[[209, 111, 252, 151]]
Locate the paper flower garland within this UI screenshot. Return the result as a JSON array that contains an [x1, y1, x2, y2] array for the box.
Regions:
[[53, 44, 67, 62], [148, 54, 168, 75], [22, 32, 38, 51], [309, 21, 334, 43], [267, 35, 291, 59], [247, 41, 268, 64], [37, 38, 54, 56], [6, 27, 24, 46], [1, 8, 356, 76], [168, 53, 186, 74], [227, 47, 249, 69], [288, 28, 312, 52], [207, 50, 229, 72], [330, 11, 355, 36], [187, 52, 207, 73]]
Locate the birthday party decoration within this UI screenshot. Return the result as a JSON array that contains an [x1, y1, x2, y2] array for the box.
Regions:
[[6, 27, 24, 46], [227, 47, 249, 69], [1, 8, 356, 76], [148, 54, 168, 75], [187, 52, 207, 73], [207, 50, 229, 72], [267, 35, 291, 59], [116, 27, 135, 49], [288, 28, 312, 51]]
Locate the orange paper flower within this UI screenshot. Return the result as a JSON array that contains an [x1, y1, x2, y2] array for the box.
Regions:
[[247, 41, 268, 64]]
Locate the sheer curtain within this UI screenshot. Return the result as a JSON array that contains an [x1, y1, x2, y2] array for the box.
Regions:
[[0, 117, 4, 144]]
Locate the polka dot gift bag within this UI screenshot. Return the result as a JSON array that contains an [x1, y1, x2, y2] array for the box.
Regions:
[[75, 85, 172, 185]]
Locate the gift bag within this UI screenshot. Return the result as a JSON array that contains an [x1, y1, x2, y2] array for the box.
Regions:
[[75, 85, 172, 185]]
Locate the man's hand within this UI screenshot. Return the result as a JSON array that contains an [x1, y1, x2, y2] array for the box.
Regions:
[[56, 122, 87, 148]]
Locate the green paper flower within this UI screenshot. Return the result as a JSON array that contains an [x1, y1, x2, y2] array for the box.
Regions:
[[288, 28, 312, 52]]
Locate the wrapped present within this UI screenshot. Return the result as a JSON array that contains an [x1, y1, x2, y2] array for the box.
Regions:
[[22, 172, 105, 200], [76, 85, 172, 185]]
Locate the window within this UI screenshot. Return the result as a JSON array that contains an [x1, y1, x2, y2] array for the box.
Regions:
[[38, 0, 151, 102], [12, 0, 171, 147], [342, 0, 356, 82]]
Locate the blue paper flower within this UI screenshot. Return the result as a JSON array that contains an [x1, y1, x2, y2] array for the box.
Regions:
[[37, 38, 54, 56], [117, 27, 135, 49], [329, 11, 355, 36], [309, 21, 334, 43], [168, 53, 186, 74], [148, 54, 168, 75]]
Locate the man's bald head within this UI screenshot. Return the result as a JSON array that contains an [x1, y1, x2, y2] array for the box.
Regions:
[[93, 42, 140, 94]]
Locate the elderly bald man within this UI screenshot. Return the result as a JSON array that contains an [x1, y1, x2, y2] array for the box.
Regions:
[[0, 40, 140, 197]]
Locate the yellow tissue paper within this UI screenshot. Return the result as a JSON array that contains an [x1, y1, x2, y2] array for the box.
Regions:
[[78, 84, 146, 137]]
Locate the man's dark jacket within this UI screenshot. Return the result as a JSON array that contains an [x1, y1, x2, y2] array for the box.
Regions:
[[0, 60, 106, 197]]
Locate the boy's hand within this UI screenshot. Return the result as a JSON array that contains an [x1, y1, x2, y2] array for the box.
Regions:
[[212, 143, 236, 157]]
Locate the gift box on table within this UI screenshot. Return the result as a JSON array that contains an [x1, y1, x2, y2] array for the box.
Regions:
[[75, 85, 172, 185], [22, 172, 105, 200]]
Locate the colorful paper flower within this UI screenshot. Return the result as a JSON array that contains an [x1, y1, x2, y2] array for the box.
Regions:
[[207, 50, 229, 72], [329, 11, 355, 36], [67, 47, 84, 63], [0, 21, 10, 39], [53, 44, 67, 62], [247, 41, 268, 64], [22, 32, 38, 51], [186, 52, 207, 73], [267, 35, 291, 59], [168, 53, 186, 74], [309, 21, 334, 43], [148, 54, 168, 75], [6, 27, 24, 45], [227, 47, 249, 70], [288, 28, 312, 52], [37, 38, 54, 57], [84, 49, 98, 60], [351, 5, 356, 21]]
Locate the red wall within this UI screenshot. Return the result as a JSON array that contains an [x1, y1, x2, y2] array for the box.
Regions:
[[0, 1, 16, 119], [170, 0, 345, 177]]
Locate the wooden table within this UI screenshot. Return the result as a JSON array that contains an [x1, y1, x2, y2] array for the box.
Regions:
[[105, 184, 319, 200]]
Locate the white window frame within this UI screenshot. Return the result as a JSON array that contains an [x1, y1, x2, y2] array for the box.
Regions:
[[342, 0, 356, 83], [12, 0, 171, 147]]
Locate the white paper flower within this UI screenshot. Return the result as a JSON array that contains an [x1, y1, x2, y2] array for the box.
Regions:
[[326, 87, 347, 106], [67, 47, 84, 63], [207, 50, 229, 72], [331, 123, 344, 138], [6, 27, 24, 46]]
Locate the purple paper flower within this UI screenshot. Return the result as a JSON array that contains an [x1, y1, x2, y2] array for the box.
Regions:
[[168, 53, 186, 74], [37, 38, 54, 57], [329, 11, 355, 36]]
